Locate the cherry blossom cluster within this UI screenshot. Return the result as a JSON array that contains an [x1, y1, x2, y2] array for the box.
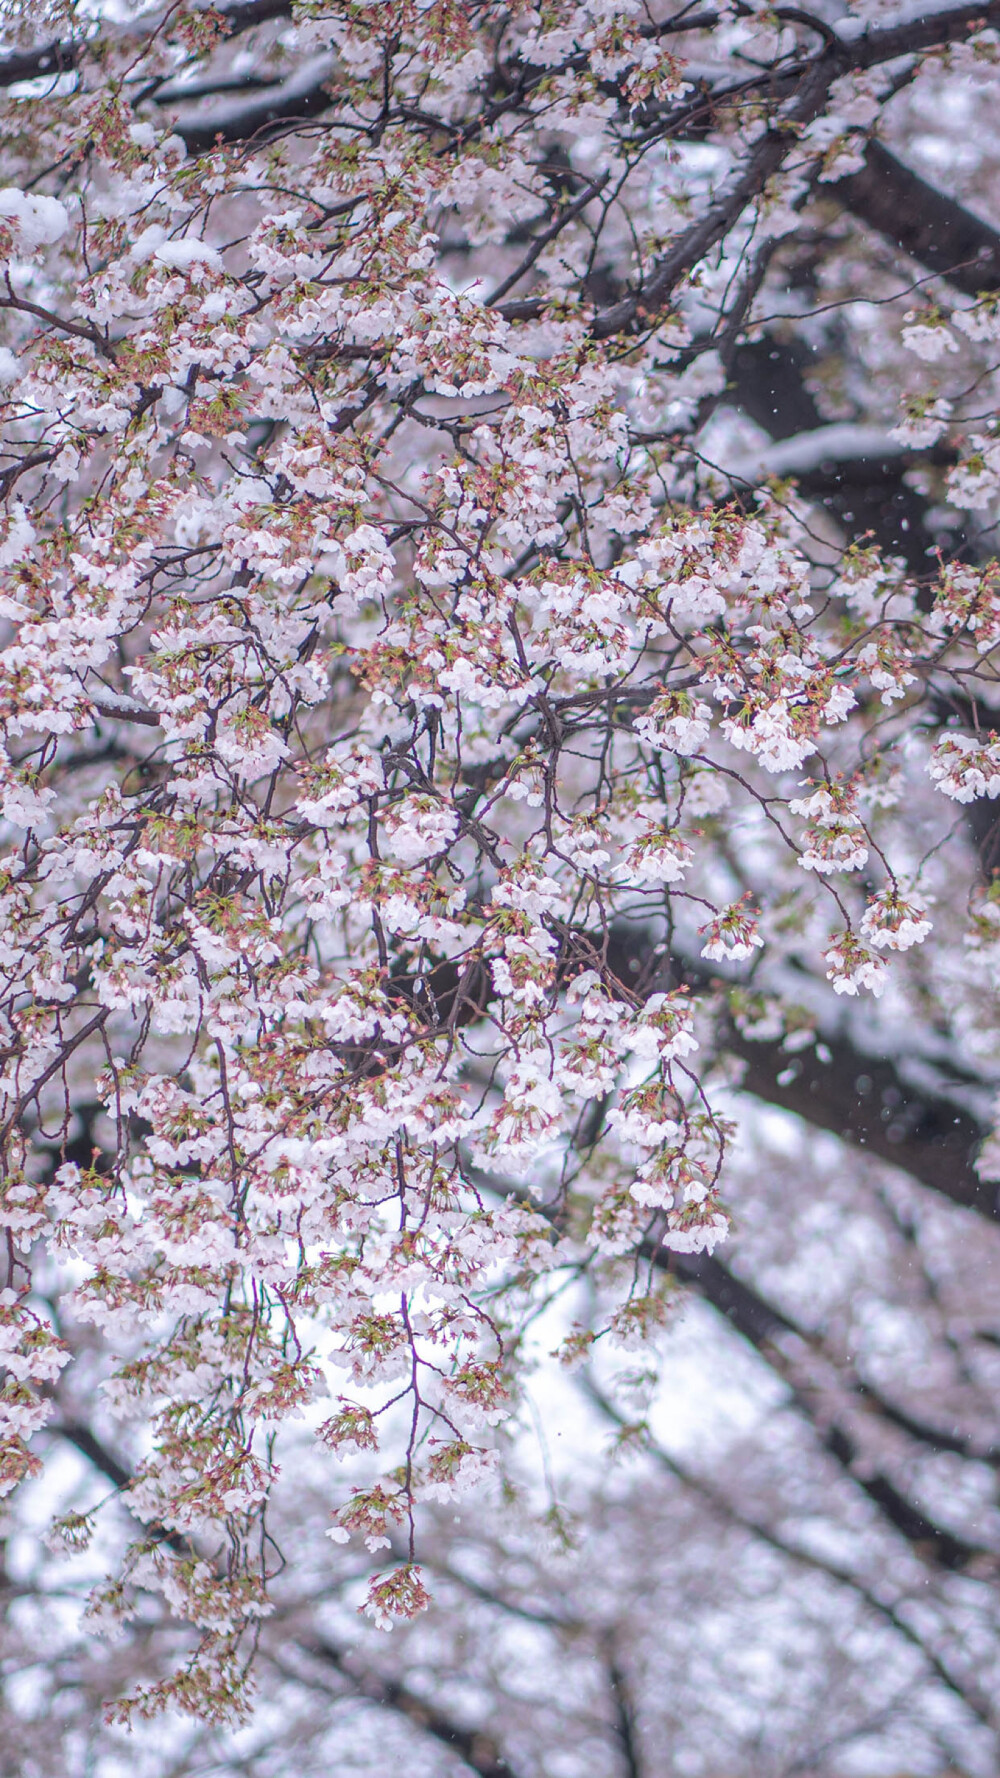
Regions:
[[0, 0, 998, 1725]]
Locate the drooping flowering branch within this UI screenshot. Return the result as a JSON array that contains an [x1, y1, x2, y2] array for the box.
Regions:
[[0, 0, 999, 1723]]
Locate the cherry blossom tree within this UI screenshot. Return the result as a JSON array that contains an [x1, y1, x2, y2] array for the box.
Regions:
[[3, 0, 1000, 1751]]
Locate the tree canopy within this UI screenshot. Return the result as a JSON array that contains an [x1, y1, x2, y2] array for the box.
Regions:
[[3, 0, 1000, 1763]]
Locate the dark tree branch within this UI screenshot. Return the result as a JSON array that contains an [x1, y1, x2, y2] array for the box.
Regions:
[[0, 38, 80, 88], [177, 77, 336, 155], [602, 926, 996, 1223], [0, 0, 291, 94], [668, 1251, 997, 1574], [729, 337, 825, 440], [300, 1636, 523, 1778], [182, 0, 293, 35], [485, 172, 611, 306], [54, 1419, 131, 1492], [717, 370, 949, 564], [725, 1021, 993, 1218], [835, 140, 1000, 298], [854, 1380, 1000, 1467], [855, 0, 1000, 68], [504, 57, 839, 335], [49, 1419, 189, 1556], [604, 1641, 644, 1778]]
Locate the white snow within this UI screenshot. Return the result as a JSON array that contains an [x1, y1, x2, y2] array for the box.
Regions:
[[0, 189, 68, 249]]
